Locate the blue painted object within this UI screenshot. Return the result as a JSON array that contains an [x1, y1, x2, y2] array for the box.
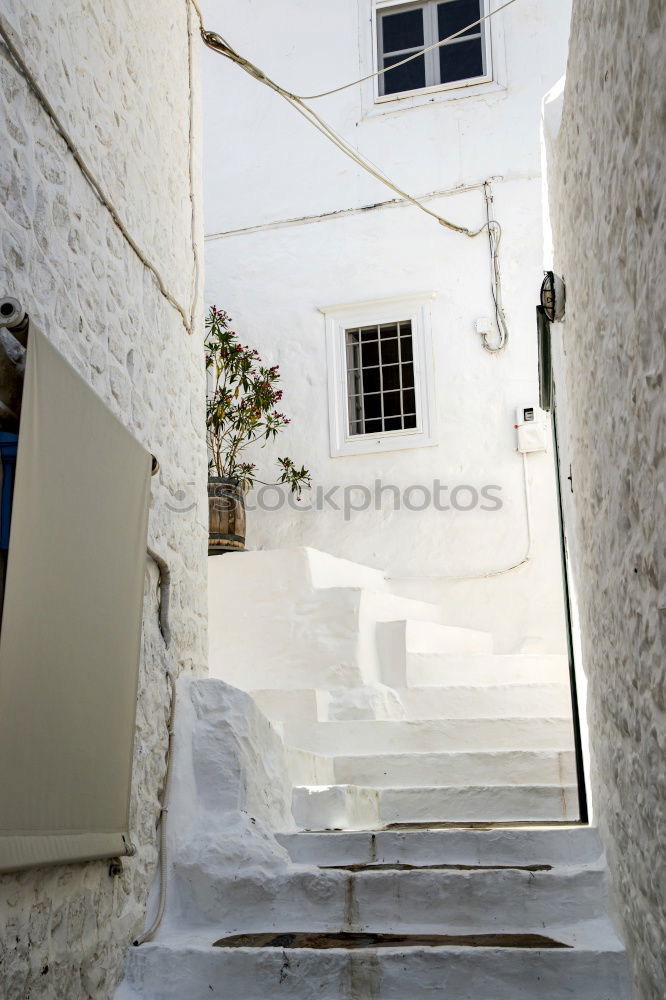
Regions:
[[0, 432, 19, 551]]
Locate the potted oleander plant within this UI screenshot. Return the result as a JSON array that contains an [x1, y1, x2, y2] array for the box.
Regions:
[[205, 306, 311, 554]]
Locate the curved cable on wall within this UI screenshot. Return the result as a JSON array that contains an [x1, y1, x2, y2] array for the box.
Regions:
[[133, 671, 176, 947]]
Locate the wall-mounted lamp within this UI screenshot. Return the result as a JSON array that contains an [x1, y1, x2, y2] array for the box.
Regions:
[[540, 272, 566, 323]]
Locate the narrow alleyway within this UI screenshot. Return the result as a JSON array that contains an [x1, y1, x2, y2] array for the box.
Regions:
[[117, 548, 629, 999]]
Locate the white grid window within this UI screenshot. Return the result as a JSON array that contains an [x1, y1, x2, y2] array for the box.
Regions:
[[346, 321, 417, 436], [378, 0, 487, 97], [322, 294, 437, 458]]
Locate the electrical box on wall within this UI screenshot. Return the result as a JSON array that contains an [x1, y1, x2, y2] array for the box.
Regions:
[[515, 404, 548, 453]]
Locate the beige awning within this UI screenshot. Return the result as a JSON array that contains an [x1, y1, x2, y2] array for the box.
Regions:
[[0, 325, 151, 872]]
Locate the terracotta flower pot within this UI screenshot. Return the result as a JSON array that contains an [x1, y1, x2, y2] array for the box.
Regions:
[[208, 477, 246, 554]]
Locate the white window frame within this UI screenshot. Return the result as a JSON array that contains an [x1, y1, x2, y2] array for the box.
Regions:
[[321, 293, 438, 458], [358, 0, 506, 119], [376, 0, 492, 99]]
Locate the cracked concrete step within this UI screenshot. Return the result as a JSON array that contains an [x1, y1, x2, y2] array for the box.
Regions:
[[332, 748, 577, 787], [119, 930, 631, 1000], [283, 717, 576, 755], [292, 783, 580, 830], [275, 826, 603, 868], [170, 864, 609, 935], [406, 652, 570, 687]]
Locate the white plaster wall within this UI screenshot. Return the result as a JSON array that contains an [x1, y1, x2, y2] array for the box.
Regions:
[[202, 0, 571, 648], [545, 1, 665, 995], [0, 2, 207, 997]]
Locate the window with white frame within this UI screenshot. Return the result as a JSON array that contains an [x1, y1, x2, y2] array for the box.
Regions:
[[323, 295, 437, 457], [377, 0, 489, 98]]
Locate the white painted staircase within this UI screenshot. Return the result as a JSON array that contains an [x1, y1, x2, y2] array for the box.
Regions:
[[114, 548, 630, 999], [116, 675, 630, 1000], [208, 547, 579, 828]]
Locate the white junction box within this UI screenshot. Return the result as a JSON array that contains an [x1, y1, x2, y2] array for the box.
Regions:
[[515, 404, 549, 453]]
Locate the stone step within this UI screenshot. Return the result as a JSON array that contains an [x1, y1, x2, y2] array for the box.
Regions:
[[283, 717, 576, 755], [378, 620, 493, 686], [252, 683, 573, 723], [407, 652, 570, 687], [292, 783, 580, 830], [170, 862, 609, 936], [275, 825, 603, 868], [398, 683, 573, 719], [332, 748, 577, 787], [119, 929, 630, 1000]]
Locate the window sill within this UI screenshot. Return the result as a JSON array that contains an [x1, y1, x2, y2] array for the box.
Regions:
[[332, 427, 438, 458], [363, 76, 505, 119]]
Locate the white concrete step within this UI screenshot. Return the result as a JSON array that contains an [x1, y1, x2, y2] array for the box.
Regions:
[[378, 620, 493, 686], [276, 825, 604, 868], [332, 748, 577, 787], [120, 927, 630, 1000], [292, 783, 579, 830], [407, 652, 570, 687], [399, 682, 573, 719], [253, 685, 407, 723], [169, 860, 609, 935], [283, 717, 576, 755]]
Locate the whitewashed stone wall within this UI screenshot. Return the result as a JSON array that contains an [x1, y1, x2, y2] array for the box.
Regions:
[[0, 2, 207, 997], [547, 1, 665, 996]]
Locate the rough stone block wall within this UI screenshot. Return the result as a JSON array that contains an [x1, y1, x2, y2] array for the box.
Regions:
[[0, 1, 207, 997], [549, 1, 665, 996]]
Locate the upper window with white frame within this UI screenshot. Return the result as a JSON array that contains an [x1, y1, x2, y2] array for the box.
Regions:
[[377, 0, 489, 98], [322, 294, 437, 458]]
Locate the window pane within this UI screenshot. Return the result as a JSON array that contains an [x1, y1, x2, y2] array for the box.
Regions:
[[383, 53, 426, 95], [382, 7, 424, 52], [360, 326, 379, 342], [364, 394, 382, 420], [347, 329, 360, 343], [362, 367, 381, 394], [401, 361, 415, 388], [439, 37, 484, 83], [379, 323, 399, 339], [403, 388, 416, 414], [382, 364, 401, 391], [384, 391, 402, 417], [347, 342, 361, 370], [438, 0, 481, 40], [404, 413, 418, 429], [400, 336, 413, 362], [362, 341, 379, 368], [364, 418, 382, 433], [384, 416, 403, 431], [349, 420, 362, 436], [380, 337, 400, 365]]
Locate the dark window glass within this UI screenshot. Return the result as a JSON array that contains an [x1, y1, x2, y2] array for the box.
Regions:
[[401, 361, 415, 388], [362, 340, 379, 367], [383, 391, 402, 417], [382, 8, 424, 52], [438, 0, 480, 40], [439, 37, 484, 83], [364, 394, 382, 421], [383, 53, 426, 95], [382, 365, 401, 391], [364, 418, 383, 433], [363, 367, 381, 394], [346, 320, 417, 437], [380, 337, 400, 365]]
